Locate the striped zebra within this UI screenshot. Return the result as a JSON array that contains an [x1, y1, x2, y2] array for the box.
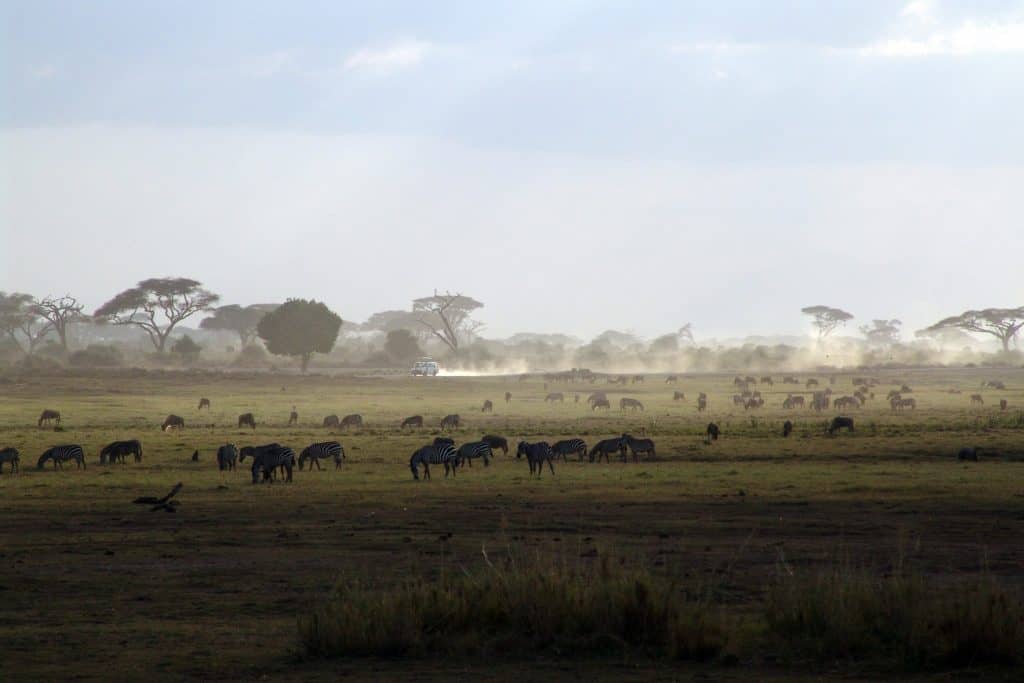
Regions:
[[440, 414, 460, 430], [216, 444, 239, 471], [551, 438, 587, 462], [37, 444, 86, 470], [299, 441, 345, 471], [620, 398, 644, 412], [38, 409, 61, 427], [100, 439, 143, 464], [409, 440, 458, 480], [239, 444, 294, 484], [0, 447, 20, 474], [516, 441, 555, 476], [621, 433, 655, 462], [457, 441, 492, 467], [340, 414, 363, 429], [323, 415, 340, 428], [481, 434, 508, 455], [588, 437, 626, 463]]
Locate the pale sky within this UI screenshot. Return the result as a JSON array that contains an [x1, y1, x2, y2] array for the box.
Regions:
[[2, 1, 1023, 341]]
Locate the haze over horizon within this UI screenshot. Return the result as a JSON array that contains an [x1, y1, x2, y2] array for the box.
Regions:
[[3, 1, 1023, 341]]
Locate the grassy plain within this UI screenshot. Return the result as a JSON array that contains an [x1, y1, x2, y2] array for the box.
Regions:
[[1, 367, 1023, 681]]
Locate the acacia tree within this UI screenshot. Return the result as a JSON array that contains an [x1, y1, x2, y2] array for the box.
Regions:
[[860, 319, 902, 347], [924, 307, 1024, 351], [256, 299, 342, 372], [677, 323, 696, 346], [200, 303, 278, 348], [35, 295, 89, 351], [412, 291, 484, 354], [914, 326, 976, 350], [0, 292, 53, 357], [93, 278, 219, 352], [801, 305, 854, 340]]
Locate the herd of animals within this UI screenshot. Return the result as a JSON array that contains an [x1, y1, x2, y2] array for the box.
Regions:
[[1, 374, 1012, 479]]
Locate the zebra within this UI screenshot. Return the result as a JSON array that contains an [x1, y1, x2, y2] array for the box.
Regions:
[[238, 413, 256, 430], [587, 391, 607, 405], [323, 415, 340, 428], [38, 409, 61, 427], [409, 441, 459, 480], [239, 444, 294, 483], [828, 416, 854, 435], [705, 423, 720, 443], [198, 397, 210, 410], [457, 441, 493, 467], [481, 400, 493, 413], [37, 444, 86, 470], [551, 438, 587, 462], [673, 391, 686, 401], [588, 437, 626, 463], [340, 414, 363, 429], [0, 447, 20, 474], [440, 414, 460, 430], [162, 414, 185, 432], [299, 441, 345, 471], [620, 397, 644, 412], [288, 408, 299, 426], [481, 434, 508, 456], [216, 443, 239, 471], [621, 433, 655, 461], [401, 415, 424, 429], [782, 420, 793, 438], [697, 396, 707, 412], [100, 439, 143, 465], [516, 441, 555, 476]]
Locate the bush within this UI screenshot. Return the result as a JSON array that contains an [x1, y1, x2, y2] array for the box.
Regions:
[[232, 344, 270, 368], [68, 344, 124, 368]]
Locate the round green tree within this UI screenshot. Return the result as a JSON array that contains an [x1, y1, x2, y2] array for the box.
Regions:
[[256, 299, 342, 372]]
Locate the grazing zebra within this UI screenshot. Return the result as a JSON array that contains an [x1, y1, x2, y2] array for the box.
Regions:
[[705, 423, 720, 443], [240, 444, 294, 483], [38, 409, 61, 428], [0, 447, 20, 474], [323, 415, 340, 428], [299, 441, 344, 471], [665, 375, 678, 384], [198, 398, 210, 410], [288, 408, 299, 426], [828, 416, 854, 435], [37, 444, 86, 470], [505, 391, 512, 403], [457, 441, 493, 467], [551, 438, 587, 462], [587, 391, 607, 405], [620, 398, 644, 412], [100, 439, 143, 465], [516, 441, 555, 476], [409, 441, 459, 480], [401, 415, 424, 429], [238, 413, 256, 430], [162, 414, 185, 432], [833, 396, 860, 410], [340, 414, 363, 429], [481, 434, 509, 456], [957, 447, 979, 462], [673, 391, 686, 401], [591, 398, 611, 410], [481, 400, 493, 413], [782, 420, 793, 438], [621, 434, 655, 461], [588, 437, 626, 463], [216, 443, 239, 471], [440, 414, 460, 430], [545, 392, 565, 403]]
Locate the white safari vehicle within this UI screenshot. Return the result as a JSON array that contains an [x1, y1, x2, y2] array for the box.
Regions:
[[410, 358, 440, 376]]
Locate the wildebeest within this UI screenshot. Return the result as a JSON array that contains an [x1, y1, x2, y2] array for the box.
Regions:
[[481, 400, 493, 413], [545, 392, 565, 403], [401, 415, 424, 429], [783, 395, 805, 409], [161, 414, 185, 432], [198, 398, 211, 411], [673, 391, 686, 401], [288, 408, 299, 426], [517, 441, 555, 476], [323, 414, 340, 428], [1000, 399, 1008, 411], [551, 438, 588, 462], [705, 423, 720, 443], [440, 414, 460, 430], [588, 437, 626, 463], [970, 394, 984, 405], [505, 391, 512, 403], [619, 397, 644, 412], [37, 444, 86, 470], [591, 398, 611, 410], [782, 420, 793, 438], [238, 413, 256, 430], [665, 375, 678, 384], [621, 433, 655, 461], [697, 396, 708, 412], [828, 416, 854, 435], [216, 443, 239, 471], [100, 439, 143, 464], [0, 447, 20, 474], [957, 447, 979, 462], [38, 409, 61, 428], [340, 414, 363, 429], [833, 396, 860, 410], [481, 434, 509, 456], [587, 391, 607, 405]]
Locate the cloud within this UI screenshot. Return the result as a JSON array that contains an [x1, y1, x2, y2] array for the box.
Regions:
[[901, 0, 936, 25], [668, 41, 759, 55], [859, 19, 1024, 57], [27, 64, 58, 80], [343, 40, 434, 73]]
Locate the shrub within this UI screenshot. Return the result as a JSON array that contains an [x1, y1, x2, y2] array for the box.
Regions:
[[232, 344, 269, 368], [68, 344, 123, 368]]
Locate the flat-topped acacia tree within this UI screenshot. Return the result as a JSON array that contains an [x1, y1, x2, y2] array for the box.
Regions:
[[801, 305, 854, 340], [200, 303, 279, 348], [94, 278, 219, 352], [256, 298, 342, 372], [925, 307, 1024, 351]]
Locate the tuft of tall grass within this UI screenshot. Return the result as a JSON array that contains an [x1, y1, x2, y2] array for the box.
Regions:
[[299, 550, 730, 660]]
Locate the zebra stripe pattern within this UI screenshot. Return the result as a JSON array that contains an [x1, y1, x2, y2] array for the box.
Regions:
[[551, 438, 587, 462], [457, 441, 492, 467], [299, 441, 345, 471], [217, 444, 239, 471], [409, 442, 458, 480], [37, 444, 86, 470]]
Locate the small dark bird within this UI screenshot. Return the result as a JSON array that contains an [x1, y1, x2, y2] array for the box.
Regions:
[[191, 450, 199, 462]]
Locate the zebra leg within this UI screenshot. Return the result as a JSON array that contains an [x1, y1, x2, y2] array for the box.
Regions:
[[547, 458, 555, 476]]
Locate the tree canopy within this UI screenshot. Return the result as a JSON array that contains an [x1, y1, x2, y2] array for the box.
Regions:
[[171, 334, 202, 362], [412, 291, 484, 353], [35, 295, 88, 350], [384, 329, 424, 364], [860, 319, 902, 347], [200, 303, 278, 347], [924, 307, 1024, 351], [94, 278, 219, 352], [801, 305, 854, 339], [0, 292, 53, 357], [256, 298, 342, 372]]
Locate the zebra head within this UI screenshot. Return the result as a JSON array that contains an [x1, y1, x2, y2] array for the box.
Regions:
[[516, 441, 529, 459]]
